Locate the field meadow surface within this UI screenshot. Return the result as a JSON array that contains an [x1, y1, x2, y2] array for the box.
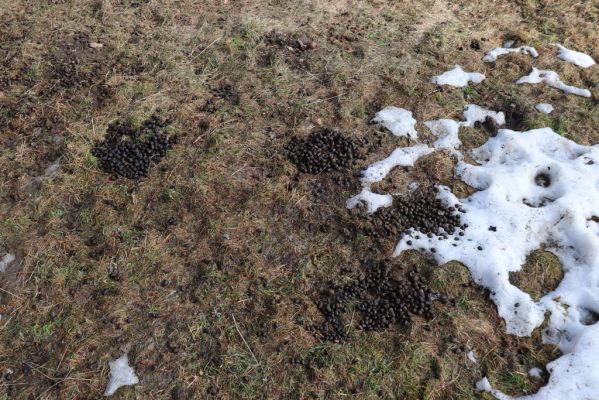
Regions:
[[0, 0, 598, 399]]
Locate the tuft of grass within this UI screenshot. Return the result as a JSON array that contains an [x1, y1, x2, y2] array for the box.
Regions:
[[510, 249, 564, 301]]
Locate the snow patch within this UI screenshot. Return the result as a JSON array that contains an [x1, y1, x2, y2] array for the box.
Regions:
[[360, 144, 433, 185], [346, 144, 433, 213], [476, 377, 513, 400], [535, 103, 554, 114], [462, 104, 505, 127], [431, 65, 485, 87], [483, 46, 538, 62], [425, 119, 462, 151], [104, 353, 139, 396], [556, 44, 596, 68], [467, 350, 477, 363], [346, 188, 393, 213], [424, 105, 505, 153], [347, 124, 599, 399], [528, 367, 543, 380], [348, 105, 505, 213], [476, 377, 492, 392], [481, 327, 599, 399], [0, 253, 16, 273], [43, 158, 62, 177], [372, 107, 418, 139], [517, 68, 591, 98]]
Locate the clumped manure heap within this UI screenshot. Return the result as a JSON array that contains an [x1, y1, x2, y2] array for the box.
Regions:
[[91, 114, 176, 180], [363, 186, 466, 242], [286, 128, 366, 174], [314, 260, 440, 342]]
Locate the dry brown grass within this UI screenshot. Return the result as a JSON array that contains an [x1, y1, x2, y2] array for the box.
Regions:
[[1, 0, 597, 398]]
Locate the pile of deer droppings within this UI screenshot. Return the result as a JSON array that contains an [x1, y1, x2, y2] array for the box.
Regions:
[[286, 128, 367, 174], [91, 114, 176, 180], [360, 186, 467, 246], [313, 260, 443, 342]]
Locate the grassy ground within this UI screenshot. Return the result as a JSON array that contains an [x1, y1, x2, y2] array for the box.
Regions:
[[0, 0, 597, 398]]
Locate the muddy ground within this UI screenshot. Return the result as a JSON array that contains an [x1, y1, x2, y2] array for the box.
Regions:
[[0, 0, 597, 399]]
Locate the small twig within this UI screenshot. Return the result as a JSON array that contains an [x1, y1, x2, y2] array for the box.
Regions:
[[231, 166, 246, 176], [231, 313, 259, 365], [191, 36, 222, 61], [306, 93, 344, 105], [0, 287, 23, 301], [193, 118, 237, 144]]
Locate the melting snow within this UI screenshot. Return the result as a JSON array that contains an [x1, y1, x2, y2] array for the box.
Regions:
[[346, 144, 433, 213], [476, 377, 493, 392], [467, 350, 477, 363], [483, 46, 538, 62], [462, 104, 505, 127], [476, 377, 512, 400], [528, 367, 543, 380], [43, 158, 62, 177], [535, 103, 554, 114], [346, 188, 393, 213], [0, 253, 16, 273], [425, 119, 462, 151], [556, 44, 596, 68], [516, 68, 591, 98], [431, 65, 485, 87], [348, 105, 505, 212], [104, 353, 139, 396], [360, 144, 433, 185], [425, 105, 505, 153], [372, 107, 418, 139], [347, 112, 599, 399]]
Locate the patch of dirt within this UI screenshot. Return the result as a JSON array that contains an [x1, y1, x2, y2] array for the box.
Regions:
[[46, 33, 113, 94], [482, 96, 532, 131], [258, 30, 317, 70], [212, 81, 240, 105], [503, 102, 531, 131]]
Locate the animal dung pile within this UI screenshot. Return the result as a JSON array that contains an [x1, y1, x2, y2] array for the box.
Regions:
[[286, 128, 366, 174], [91, 114, 176, 180], [264, 30, 317, 53], [360, 186, 465, 241], [314, 260, 440, 342]]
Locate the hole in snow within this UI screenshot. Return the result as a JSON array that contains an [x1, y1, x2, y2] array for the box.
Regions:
[[509, 249, 563, 301], [534, 172, 551, 188], [579, 307, 599, 326]]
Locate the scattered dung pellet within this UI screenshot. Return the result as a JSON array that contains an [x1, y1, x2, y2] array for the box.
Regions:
[[477, 246, 483, 251], [360, 186, 465, 241], [312, 260, 440, 342]]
